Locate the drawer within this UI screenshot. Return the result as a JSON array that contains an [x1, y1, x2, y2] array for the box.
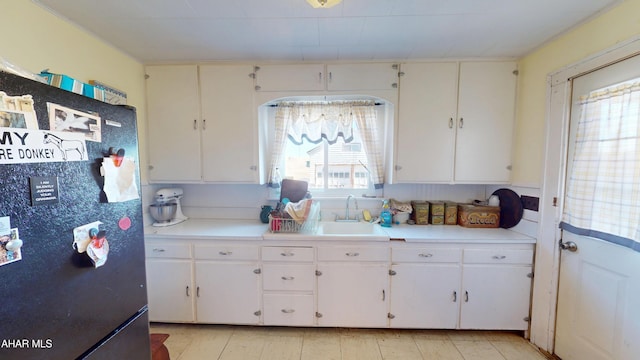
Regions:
[[463, 249, 534, 265], [263, 264, 315, 291], [262, 246, 314, 262], [392, 247, 462, 263], [145, 242, 191, 259], [317, 246, 389, 262], [263, 294, 315, 326], [194, 244, 259, 261]]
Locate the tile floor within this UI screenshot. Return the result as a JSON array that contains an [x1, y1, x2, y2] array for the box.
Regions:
[[149, 323, 551, 360]]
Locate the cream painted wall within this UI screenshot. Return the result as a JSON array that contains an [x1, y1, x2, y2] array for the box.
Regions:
[[0, 0, 149, 183], [513, 0, 640, 186]]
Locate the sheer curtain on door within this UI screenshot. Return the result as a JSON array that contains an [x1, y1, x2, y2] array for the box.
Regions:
[[560, 79, 640, 251]]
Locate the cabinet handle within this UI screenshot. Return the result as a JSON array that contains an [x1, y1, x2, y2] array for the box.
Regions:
[[465, 291, 469, 302], [193, 119, 197, 130], [280, 252, 295, 257], [186, 286, 190, 297], [492, 255, 507, 260], [418, 253, 433, 258], [319, 72, 323, 82], [219, 251, 233, 256], [152, 248, 165, 252], [197, 286, 200, 297], [449, 118, 453, 129], [329, 71, 332, 82], [202, 119, 206, 130], [459, 117, 464, 128], [382, 289, 386, 301], [281, 276, 295, 281], [345, 252, 360, 257], [453, 291, 457, 302], [253, 268, 262, 274], [281, 309, 295, 314]]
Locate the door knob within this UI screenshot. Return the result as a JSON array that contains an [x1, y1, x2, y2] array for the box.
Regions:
[[560, 240, 578, 252]]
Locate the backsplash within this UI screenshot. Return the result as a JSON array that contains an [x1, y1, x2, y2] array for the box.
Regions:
[[142, 183, 540, 238]]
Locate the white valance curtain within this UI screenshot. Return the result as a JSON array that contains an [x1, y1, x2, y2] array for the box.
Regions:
[[561, 80, 640, 251], [267, 100, 385, 189]]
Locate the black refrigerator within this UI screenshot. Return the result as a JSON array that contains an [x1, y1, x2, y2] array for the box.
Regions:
[[0, 71, 150, 359]]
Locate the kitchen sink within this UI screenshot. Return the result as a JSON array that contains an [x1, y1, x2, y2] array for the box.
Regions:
[[317, 221, 389, 240]]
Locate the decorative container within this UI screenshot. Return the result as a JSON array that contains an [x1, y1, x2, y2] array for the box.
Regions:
[[457, 204, 500, 228]]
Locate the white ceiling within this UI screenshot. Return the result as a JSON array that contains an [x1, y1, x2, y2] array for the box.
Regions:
[[33, 0, 620, 64]]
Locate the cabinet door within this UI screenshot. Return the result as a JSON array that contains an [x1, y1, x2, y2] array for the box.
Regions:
[[146, 65, 202, 182], [326, 63, 398, 91], [255, 64, 325, 91], [389, 263, 460, 328], [460, 265, 532, 330], [145, 259, 195, 322], [316, 263, 388, 327], [455, 62, 517, 183], [194, 261, 261, 325], [200, 64, 257, 182], [395, 62, 459, 182]]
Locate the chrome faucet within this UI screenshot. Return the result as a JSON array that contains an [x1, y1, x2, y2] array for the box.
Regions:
[[337, 194, 359, 222]]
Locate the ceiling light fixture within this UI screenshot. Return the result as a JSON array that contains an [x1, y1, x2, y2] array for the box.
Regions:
[[306, 0, 341, 8]]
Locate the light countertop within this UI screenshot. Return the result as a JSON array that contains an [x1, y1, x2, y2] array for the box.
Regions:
[[145, 219, 267, 240], [145, 219, 535, 244]]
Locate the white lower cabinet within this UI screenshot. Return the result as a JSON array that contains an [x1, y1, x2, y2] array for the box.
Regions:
[[145, 236, 533, 331], [194, 244, 261, 324], [262, 246, 315, 326], [389, 247, 463, 328], [459, 248, 534, 330], [316, 246, 389, 327], [145, 241, 195, 323]]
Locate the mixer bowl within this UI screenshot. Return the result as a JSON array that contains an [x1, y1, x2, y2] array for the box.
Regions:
[[150, 203, 177, 223]]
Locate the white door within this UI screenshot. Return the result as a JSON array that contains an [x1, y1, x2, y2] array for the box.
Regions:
[[555, 55, 640, 360], [200, 64, 257, 183], [389, 263, 460, 329], [316, 263, 389, 327], [194, 262, 261, 325]]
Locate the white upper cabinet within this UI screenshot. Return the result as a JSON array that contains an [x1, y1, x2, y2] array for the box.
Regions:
[[395, 61, 517, 184], [395, 62, 459, 183], [146, 65, 202, 182], [254, 63, 399, 92], [326, 63, 399, 91], [455, 62, 517, 183], [200, 64, 257, 182], [254, 64, 325, 92], [145, 64, 258, 183]]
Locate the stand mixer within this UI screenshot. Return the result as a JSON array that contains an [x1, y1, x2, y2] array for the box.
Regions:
[[150, 188, 188, 227]]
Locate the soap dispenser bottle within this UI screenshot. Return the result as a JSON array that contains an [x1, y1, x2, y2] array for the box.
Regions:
[[380, 199, 392, 228]]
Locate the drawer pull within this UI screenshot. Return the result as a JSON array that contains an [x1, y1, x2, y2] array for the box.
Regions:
[[419, 253, 433, 258], [186, 286, 190, 297], [281, 276, 295, 281], [465, 291, 469, 302], [281, 309, 295, 314], [219, 251, 233, 256], [492, 255, 507, 260], [152, 248, 166, 252], [453, 291, 457, 302], [281, 252, 295, 257], [345, 252, 360, 257]]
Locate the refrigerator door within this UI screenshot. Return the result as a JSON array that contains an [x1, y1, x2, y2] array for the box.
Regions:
[[80, 307, 151, 360], [0, 72, 149, 359]]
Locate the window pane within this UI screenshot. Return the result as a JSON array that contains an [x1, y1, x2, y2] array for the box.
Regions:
[[282, 123, 370, 191]]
